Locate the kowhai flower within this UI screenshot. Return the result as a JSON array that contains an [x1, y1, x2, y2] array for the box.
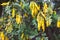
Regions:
[[16, 14, 22, 24], [37, 13, 45, 32], [57, 19, 60, 28], [1, 2, 10, 6], [0, 32, 5, 40], [30, 1, 40, 18], [12, 8, 15, 18]]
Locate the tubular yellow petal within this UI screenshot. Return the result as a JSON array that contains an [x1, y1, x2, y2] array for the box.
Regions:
[[31, 10, 35, 18], [42, 20, 45, 32], [37, 12, 45, 32], [0, 32, 9, 40], [30, 1, 35, 10], [38, 22, 41, 31], [0, 32, 5, 40], [12, 8, 15, 18], [16, 14, 22, 24], [57, 19, 60, 28], [21, 33, 24, 39], [41, 12, 46, 19], [43, 3, 48, 14], [37, 13, 41, 22], [30, 1, 40, 18], [1, 2, 10, 6]]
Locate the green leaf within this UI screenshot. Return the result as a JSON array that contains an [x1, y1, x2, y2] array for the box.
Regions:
[[36, 37, 40, 40]]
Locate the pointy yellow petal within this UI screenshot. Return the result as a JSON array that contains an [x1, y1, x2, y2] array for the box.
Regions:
[[16, 14, 22, 24], [43, 2, 48, 14], [57, 19, 60, 28], [1, 2, 10, 6], [42, 20, 45, 32], [30, 1, 40, 18], [12, 8, 15, 18], [0, 32, 5, 40], [21, 33, 24, 39]]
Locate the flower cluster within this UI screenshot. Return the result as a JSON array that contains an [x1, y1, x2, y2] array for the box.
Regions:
[[0, 0, 60, 40]]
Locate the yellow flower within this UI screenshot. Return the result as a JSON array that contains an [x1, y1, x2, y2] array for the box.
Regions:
[[41, 19, 45, 32], [37, 13, 41, 31], [41, 12, 46, 19], [0, 32, 5, 40], [57, 19, 60, 28], [16, 14, 22, 24], [0, 32, 9, 40], [1, 2, 10, 6], [38, 21, 41, 31], [21, 33, 24, 39], [30, 1, 40, 18], [32, 9, 37, 18], [30, 1, 34, 10], [37, 13, 45, 32], [30, 1, 40, 10], [43, 3, 48, 14], [12, 8, 15, 18]]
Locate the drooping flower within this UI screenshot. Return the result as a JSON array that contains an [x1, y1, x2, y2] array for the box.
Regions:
[[37, 12, 45, 32], [1, 2, 10, 6], [21, 33, 24, 39], [30, 1, 40, 18], [57, 19, 60, 28], [0, 32, 5, 40], [12, 8, 15, 18], [16, 14, 22, 24], [0, 32, 9, 40]]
